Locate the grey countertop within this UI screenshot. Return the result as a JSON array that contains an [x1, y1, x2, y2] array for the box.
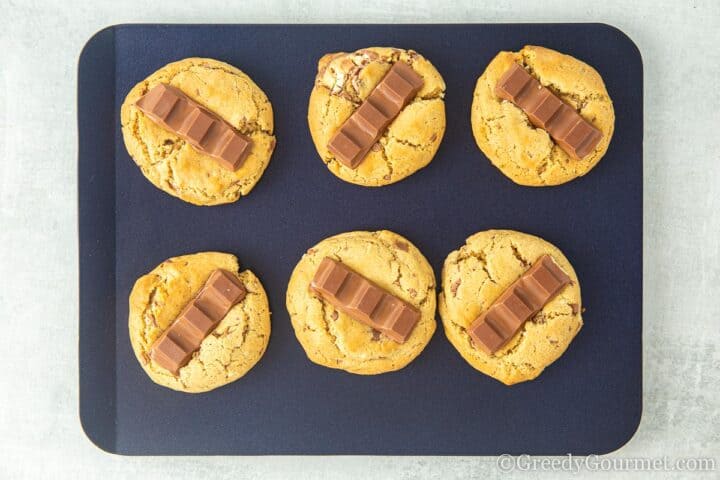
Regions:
[[1, 0, 718, 478]]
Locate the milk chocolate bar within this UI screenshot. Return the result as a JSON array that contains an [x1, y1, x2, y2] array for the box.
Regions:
[[495, 63, 602, 159], [135, 84, 252, 171], [150, 269, 246, 374], [468, 254, 571, 353], [327, 62, 424, 169], [310, 257, 419, 343]]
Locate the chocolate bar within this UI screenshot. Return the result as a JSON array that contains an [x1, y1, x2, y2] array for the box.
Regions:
[[310, 257, 419, 343], [327, 62, 424, 169], [150, 269, 246, 374], [468, 254, 571, 353], [135, 84, 252, 171], [495, 63, 602, 160]]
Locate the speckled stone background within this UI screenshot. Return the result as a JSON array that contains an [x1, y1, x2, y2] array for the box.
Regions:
[[1, 0, 718, 478]]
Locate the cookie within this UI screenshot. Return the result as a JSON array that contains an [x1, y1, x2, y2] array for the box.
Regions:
[[128, 252, 270, 393], [308, 47, 446, 187], [438, 230, 582, 385], [471, 45, 614, 186], [121, 58, 276, 206], [286, 230, 436, 374]]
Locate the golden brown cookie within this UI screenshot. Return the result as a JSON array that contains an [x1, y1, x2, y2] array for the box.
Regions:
[[121, 58, 276, 205], [471, 46, 614, 186], [128, 252, 270, 393], [286, 230, 436, 374], [438, 230, 582, 385], [308, 47, 446, 186]]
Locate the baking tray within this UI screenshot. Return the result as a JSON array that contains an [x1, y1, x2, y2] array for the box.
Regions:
[[78, 24, 642, 455]]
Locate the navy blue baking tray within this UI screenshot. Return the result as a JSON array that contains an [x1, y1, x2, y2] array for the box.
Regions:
[[78, 24, 642, 455]]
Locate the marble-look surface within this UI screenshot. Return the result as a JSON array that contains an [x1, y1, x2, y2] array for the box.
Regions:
[[1, 0, 718, 478]]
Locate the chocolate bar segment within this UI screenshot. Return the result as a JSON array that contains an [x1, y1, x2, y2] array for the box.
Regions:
[[468, 255, 571, 354], [150, 269, 246, 375], [310, 257, 420, 343], [135, 84, 252, 171], [328, 62, 424, 169], [495, 63, 602, 159]]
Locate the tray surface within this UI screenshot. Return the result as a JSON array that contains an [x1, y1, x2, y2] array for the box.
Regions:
[[78, 24, 642, 455]]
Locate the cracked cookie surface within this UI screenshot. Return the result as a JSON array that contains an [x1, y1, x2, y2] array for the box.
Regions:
[[286, 230, 436, 374], [438, 230, 582, 385], [308, 47, 446, 187], [129, 252, 271, 393], [121, 58, 276, 205], [471, 46, 614, 186]]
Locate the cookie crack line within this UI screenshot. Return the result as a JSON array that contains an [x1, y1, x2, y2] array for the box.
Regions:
[[234, 76, 274, 136], [475, 108, 550, 186], [373, 231, 434, 305], [510, 242, 530, 267], [318, 298, 344, 357], [385, 129, 436, 151], [443, 232, 514, 348], [452, 232, 502, 288], [377, 138, 394, 180], [139, 281, 163, 349]]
